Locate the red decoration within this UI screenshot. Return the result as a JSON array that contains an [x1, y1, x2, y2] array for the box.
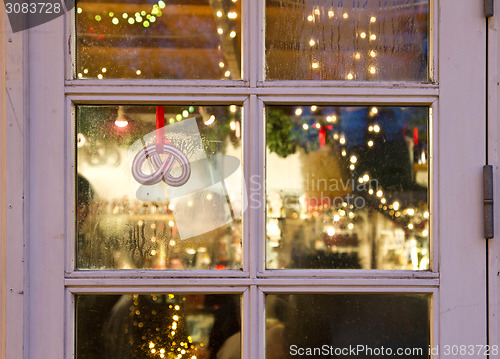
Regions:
[[156, 106, 165, 152]]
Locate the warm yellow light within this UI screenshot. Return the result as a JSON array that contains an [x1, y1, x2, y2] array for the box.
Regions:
[[151, 250, 157, 255], [368, 140, 374, 147], [122, 13, 128, 18], [204, 115, 215, 125], [112, 18, 119, 24], [314, 123, 321, 129], [173, 315, 179, 321], [368, 189, 374, 195], [341, 150, 346, 156], [371, 107, 378, 114], [128, 18, 135, 24], [307, 15, 313, 21], [97, 74, 103, 79], [175, 305, 180, 310], [77, 73, 83, 78], [314, 8, 320, 15], [349, 164, 355, 170], [373, 124, 380, 133], [339, 137, 346, 144], [216, 10, 222, 17], [311, 105, 317, 112], [422, 229, 429, 236], [230, 31, 236, 38], [228, 11, 237, 19], [149, 342, 155, 349], [309, 38, 316, 46], [348, 223, 354, 230], [77, 7, 82, 13], [136, 70, 141, 75], [408, 224, 414, 229], [354, 52, 361, 60], [160, 349, 165, 354], [350, 155, 357, 164], [101, 68, 106, 73], [230, 105, 237, 113], [328, 10, 334, 18], [333, 214, 340, 222], [151, 349, 156, 354], [370, 50, 376, 57], [219, 62, 225, 68], [230, 121, 236, 130], [302, 124, 309, 130], [311, 62, 320, 69], [370, 34, 377, 40], [376, 190, 383, 197], [369, 66, 377, 74], [217, 28, 223, 34], [393, 201, 400, 211], [370, 16, 376, 23], [347, 73, 353, 80], [224, 70, 231, 77], [381, 198, 386, 204], [168, 220, 174, 227], [295, 108, 302, 116], [343, 12, 348, 19], [360, 32, 366, 39], [83, 69, 88, 74], [407, 208, 415, 216]]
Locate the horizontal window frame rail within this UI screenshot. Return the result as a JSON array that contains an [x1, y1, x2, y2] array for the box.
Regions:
[[64, 84, 439, 98], [64, 276, 439, 288]]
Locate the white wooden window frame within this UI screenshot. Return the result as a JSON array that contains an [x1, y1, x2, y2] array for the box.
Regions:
[[0, 0, 491, 358]]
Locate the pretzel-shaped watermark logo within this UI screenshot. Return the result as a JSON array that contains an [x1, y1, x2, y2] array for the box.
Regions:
[[131, 143, 191, 187]]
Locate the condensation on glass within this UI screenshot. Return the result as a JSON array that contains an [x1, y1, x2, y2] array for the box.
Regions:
[[266, 105, 429, 270], [76, 105, 243, 270], [265, 293, 430, 358], [76, 293, 241, 358], [75, 0, 242, 80], [265, 0, 429, 81]]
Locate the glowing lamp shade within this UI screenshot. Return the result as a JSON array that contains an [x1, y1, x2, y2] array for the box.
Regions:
[[114, 106, 129, 128]]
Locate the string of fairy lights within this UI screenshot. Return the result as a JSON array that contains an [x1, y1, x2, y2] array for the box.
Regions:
[[76, 0, 239, 79], [292, 105, 429, 269], [77, 2, 384, 80], [129, 294, 199, 359], [304, 7, 379, 78]]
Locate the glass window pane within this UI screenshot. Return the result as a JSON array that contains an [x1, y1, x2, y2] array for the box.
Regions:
[[76, 0, 242, 80], [265, 0, 429, 81], [76, 293, 241, 358], [77, 105, 243, 270], [266, 293, 430, 358], [266, 105, 429, 270]]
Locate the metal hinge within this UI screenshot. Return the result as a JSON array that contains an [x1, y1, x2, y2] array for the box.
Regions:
[[484, 165, 494, 239], [485, 0, 494, 18]]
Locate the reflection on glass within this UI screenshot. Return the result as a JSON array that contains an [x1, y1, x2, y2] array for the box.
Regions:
[[265, 0, 428, 81], [266, 105, 429, 270], [77, 105, 243, 270], [76, 0, 241, 79], [76, 294, 241, 359], [266, 294, 430, 359]]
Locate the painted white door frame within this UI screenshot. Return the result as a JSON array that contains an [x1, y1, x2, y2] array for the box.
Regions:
[[0, 0, 491, 358]]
